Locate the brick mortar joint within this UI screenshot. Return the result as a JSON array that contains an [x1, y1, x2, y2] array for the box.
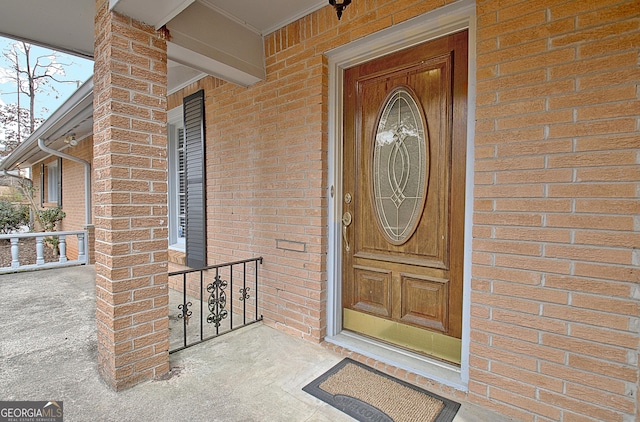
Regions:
[[108, 65, 168, 80]]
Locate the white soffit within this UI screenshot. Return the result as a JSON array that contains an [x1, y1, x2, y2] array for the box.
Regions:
[[168, 60, 207, 94], [166, 1, 266, 86], [167, 43, 262, 87], [200, 0, 327, 35], [109, 0, 196, 29], [0, 0, 94, 58]]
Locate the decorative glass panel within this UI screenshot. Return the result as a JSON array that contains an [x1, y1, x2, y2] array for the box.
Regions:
[[373, 87, 428, 244]]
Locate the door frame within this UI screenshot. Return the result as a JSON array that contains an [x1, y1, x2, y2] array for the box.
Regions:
[[325, 0, 476, 390]]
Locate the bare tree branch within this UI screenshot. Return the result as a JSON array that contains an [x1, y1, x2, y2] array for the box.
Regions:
[[0, 40, 77, 152]]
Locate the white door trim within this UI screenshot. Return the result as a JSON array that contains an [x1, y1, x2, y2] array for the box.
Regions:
[[325, 0, 476, 391]]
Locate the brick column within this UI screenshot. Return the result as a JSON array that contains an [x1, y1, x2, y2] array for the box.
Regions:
[[93, 0, 169, 390]]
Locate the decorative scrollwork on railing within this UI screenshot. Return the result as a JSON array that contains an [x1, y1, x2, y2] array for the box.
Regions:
[[178, 301, 192, 325], [239, 287, 250, 301], [206, 275, 228, 327]]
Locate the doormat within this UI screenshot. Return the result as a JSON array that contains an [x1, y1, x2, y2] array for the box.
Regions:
[[303, 358, 460, 422]]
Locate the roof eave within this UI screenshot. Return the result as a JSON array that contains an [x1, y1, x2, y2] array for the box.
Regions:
[[1, 78, 94, 171]]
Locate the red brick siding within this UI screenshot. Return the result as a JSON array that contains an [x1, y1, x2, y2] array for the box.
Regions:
[[60, 137, 93, 260], [472, 0, 639, 420]]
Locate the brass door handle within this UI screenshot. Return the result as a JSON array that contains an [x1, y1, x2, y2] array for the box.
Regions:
[[342, 211, 352, 251]]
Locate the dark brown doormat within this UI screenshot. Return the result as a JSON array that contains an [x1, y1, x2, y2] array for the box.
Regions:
[[303, 358, 460, 422]]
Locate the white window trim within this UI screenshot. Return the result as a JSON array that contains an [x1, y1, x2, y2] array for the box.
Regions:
[[168, 105, 185, 251]]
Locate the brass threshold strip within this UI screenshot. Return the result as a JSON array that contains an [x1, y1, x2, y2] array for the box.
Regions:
[[343, 309, 461, 365]]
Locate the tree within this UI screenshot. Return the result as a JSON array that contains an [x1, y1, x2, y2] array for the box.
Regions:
[[0, 102, 44, 153], [0, 41, 76, 155]]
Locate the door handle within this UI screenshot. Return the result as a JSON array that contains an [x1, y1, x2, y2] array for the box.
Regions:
[[342, 211, 352, 251]]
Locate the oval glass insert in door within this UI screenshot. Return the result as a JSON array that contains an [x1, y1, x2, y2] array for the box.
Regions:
[[372, 87, 429, 245]]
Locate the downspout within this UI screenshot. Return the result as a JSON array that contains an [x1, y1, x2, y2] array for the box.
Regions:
[[37, 139, 91, 226]]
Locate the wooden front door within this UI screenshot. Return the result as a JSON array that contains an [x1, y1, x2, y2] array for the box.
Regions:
[[342, 31, 468, 364]]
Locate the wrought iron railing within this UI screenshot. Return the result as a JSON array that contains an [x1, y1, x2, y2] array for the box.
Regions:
[[0, 230, 88, 274], [168, 257, 263, 353]]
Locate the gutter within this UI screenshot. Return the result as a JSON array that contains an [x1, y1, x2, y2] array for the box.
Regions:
[[37, 139, 92, 226]]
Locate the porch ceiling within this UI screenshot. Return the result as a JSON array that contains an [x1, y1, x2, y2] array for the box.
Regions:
[[0, 0, 327, 87], [0, 0, 328, 170]]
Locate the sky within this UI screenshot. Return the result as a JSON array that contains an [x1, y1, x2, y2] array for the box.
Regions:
[[0, 36, 94, 123]]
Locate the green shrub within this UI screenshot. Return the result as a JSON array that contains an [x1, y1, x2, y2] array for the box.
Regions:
[[37, 207, 66, 253], [0, 199, 29, 234], [37, 206, 66, 232]]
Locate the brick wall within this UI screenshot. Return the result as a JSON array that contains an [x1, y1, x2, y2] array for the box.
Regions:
[[59, 137, 93, 260], [58, 138, 92, 231], [471, 0, 639, 420]]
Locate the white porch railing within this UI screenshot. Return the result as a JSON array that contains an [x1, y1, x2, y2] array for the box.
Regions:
[[0, 230, 88, 274]]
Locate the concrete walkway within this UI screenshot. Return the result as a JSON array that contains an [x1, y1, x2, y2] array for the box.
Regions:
[[0, 266, 513, 422]]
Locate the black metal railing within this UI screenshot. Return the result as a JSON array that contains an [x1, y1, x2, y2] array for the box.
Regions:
[[168, 257, 263, 353]]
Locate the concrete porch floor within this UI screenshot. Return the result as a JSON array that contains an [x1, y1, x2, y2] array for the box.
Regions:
[[0, 266, 514, 421]]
